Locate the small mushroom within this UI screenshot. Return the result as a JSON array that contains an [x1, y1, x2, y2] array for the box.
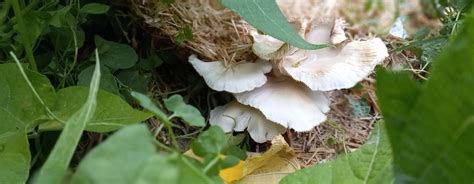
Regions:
[[234, 78, 330, 132], [251, 31, 287, 60], [210, 101, 286, 143], [330, 18, 348, 44], [278, 21, 388, 91], [189, 55, 273, 93]]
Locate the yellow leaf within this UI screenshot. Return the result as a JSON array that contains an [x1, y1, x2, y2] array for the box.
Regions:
[[185, 135, 299, 184], [219, 160, 245, 183]]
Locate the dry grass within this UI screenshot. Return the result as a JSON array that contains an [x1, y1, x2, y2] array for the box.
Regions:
[[132, 0, 257, 65]]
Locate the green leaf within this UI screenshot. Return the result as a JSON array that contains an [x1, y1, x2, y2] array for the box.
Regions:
[[220, 155, 240, 169], [80, 3, 110, 14], [164, 95, 205, 127], [280, 123, 393, 184], [0, 63, 56, 126], [70, 124, 157, 184], [70, 124, 215, 184], [34, 51, 102, 184], [95, 35, 138, 69], [0, 110, 30, 184], [78, 64, 119, 94], [39, 86, 152, 133], [345, 95, 371, 118], [175, 26, 193, 46], [191, 126, 226, 157], [49, 27, 85, 52], [117, 69, 151, 93], [376, 13, 474, 184], [47, 6, 72, 28], [0, 63, 55, 184], [131, 92, 169, 120], [136, 52, 163, 71], [219, 0, 328, 50], [375, 68, 421, 143]]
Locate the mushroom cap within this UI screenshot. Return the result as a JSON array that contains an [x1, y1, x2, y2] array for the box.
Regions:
[[210, 101, 286, 143], [281, 37, 388, 91], [234, 78, 330, 132], [189, 55, 272, 93], [277, 20, 388, 91], [251, 31, 286, 60], [330, 18, 348, 44]]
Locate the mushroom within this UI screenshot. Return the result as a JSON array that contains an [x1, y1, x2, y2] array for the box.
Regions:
[[234, 78, 330, 132], [278, 21, 389, 91], [250, 31, 287, 60], [210, 101, 286, 143], [330, 18, 348, 44], [189, 55, 272, 93], [186, 1, 388, 142]]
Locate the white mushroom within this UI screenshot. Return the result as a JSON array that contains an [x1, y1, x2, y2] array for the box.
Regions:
[[210, 101, 286, 143], [251, 31, 287, 60], [278, 21, 389, 91], [330, 18, 348, 44], [234, 78, 330, 132], [188, 55, 272, 93]]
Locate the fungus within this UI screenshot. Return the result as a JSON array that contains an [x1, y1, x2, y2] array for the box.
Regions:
[[234, 78, 330, 132], [250, 31, 286, 60], [278, 21, 389, 91], [210, 101, 286, 143], [189, 55, 272, 93], [134, 0, 389, 143]]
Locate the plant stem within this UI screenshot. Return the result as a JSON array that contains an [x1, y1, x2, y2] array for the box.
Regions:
[[10, 52, 63, 123], [165, 122, 180, 150], [202, 156, 220, 174], [180, 156, 216, 183], [9, 0, 38, 71]]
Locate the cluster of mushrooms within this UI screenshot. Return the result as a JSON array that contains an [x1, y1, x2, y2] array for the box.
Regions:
[[187, 0, 389, 143]]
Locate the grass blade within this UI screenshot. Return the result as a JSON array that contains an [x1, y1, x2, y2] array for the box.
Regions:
[[34, 50, 101, 184]]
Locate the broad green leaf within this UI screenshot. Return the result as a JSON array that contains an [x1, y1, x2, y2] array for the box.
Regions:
[[117, 69, 151, 93], [191, 126, 226, 157], [280, 123, 393, 184], [131, 92, 169, 120], [39, 86, 152, 132], [175, 155, 220, 184], [134, 155, 179, 184], [34, 51, 102, 184], [78, 64, 119, 94], [376, 13, 474, 184], [79, 3, 110, 14], [0, 109, 30, 184], [220, 155, 240, 169], [165, 95, 205, 127], [0, 63, 55, 184], [136, 52, 163, 71], [71, 124, 215, 184], [47, 6, 72, 28], [49, 27, 85, 52], [95, 35, 138, 69], [219, 0, 328, 50], [0, 63, 56, 125], [375, 68, 421, 144], [70, 124, 157, 184]]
